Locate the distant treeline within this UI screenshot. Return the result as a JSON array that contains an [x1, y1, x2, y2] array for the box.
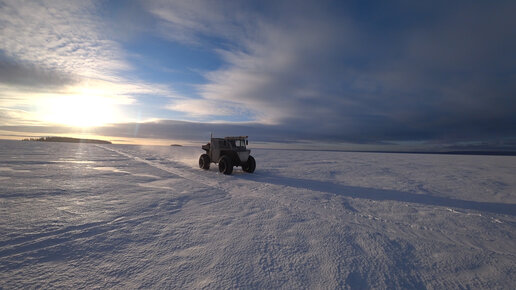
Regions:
[[22, 137, 112, 144]]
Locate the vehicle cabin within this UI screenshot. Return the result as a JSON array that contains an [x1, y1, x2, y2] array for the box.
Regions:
[[199, 136, 256, 175]]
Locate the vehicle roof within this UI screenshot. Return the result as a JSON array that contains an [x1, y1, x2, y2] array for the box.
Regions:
[[211, 136, 248, 141]]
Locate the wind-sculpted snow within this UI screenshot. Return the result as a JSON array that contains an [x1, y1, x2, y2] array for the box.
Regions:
[[0, 140, 515, 288]]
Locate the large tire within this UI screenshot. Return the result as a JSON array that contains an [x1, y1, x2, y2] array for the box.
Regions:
[[218, 156, 233, 175], [242, 155, 256, 173], [199, 154, 210, 170]]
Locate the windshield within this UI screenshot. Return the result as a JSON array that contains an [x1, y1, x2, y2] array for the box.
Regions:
[[236, 139, 246, 148]]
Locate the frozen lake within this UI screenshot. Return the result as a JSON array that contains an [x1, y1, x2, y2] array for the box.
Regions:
[[1, 140, 515, 288]]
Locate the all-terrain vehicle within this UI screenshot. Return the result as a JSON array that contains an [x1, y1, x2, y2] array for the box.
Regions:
[[199, 136, 256, 175]]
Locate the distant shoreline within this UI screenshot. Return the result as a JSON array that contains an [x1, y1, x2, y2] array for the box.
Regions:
[[22, 137, 112, 144]]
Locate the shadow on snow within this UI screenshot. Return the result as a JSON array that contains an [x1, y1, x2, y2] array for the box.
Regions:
[[237, 171, 516, 216]]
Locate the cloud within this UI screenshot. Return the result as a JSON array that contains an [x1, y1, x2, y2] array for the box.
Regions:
[[0, 107, 39, 126], [0, 0, 185, 126], [1, 0, 514, 147], [150, 0, 516, 144], [167, 98, 256, 122], [0, 53, 76, 89], [146, 0, 254, 45], [0, 0, 130, 79]]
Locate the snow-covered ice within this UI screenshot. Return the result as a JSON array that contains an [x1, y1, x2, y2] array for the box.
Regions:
[[1, 140, 515, 288]]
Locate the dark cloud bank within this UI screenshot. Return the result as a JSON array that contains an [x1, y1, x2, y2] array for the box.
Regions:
[[3, 118, 516, 152], [160, 1, 516, 150]]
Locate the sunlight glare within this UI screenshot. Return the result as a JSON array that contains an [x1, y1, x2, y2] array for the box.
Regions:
[[38, 94, 120, 127]]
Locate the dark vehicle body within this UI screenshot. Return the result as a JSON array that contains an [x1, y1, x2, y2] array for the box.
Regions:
[[199, 136, 256, 175]]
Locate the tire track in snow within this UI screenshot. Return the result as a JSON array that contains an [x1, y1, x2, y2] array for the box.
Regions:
[[95, 145, 438, 232], [95, 145, 385, 218], [96, 145, 222, 190], [95, 145, 321, 214], [96, 145, 235, 211], [95, 145, 452, 237], [96, 145, 271, 195], [94, 144, 383, 243]]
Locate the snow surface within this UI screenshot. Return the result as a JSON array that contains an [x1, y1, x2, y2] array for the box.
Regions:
[[1, 140, 515, 288]]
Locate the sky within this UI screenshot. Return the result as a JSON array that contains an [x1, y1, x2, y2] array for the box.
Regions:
[[0, 0, 515, 150]]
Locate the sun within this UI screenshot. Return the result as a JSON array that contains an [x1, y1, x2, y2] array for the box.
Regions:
[[38, 94, 120, 127]]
